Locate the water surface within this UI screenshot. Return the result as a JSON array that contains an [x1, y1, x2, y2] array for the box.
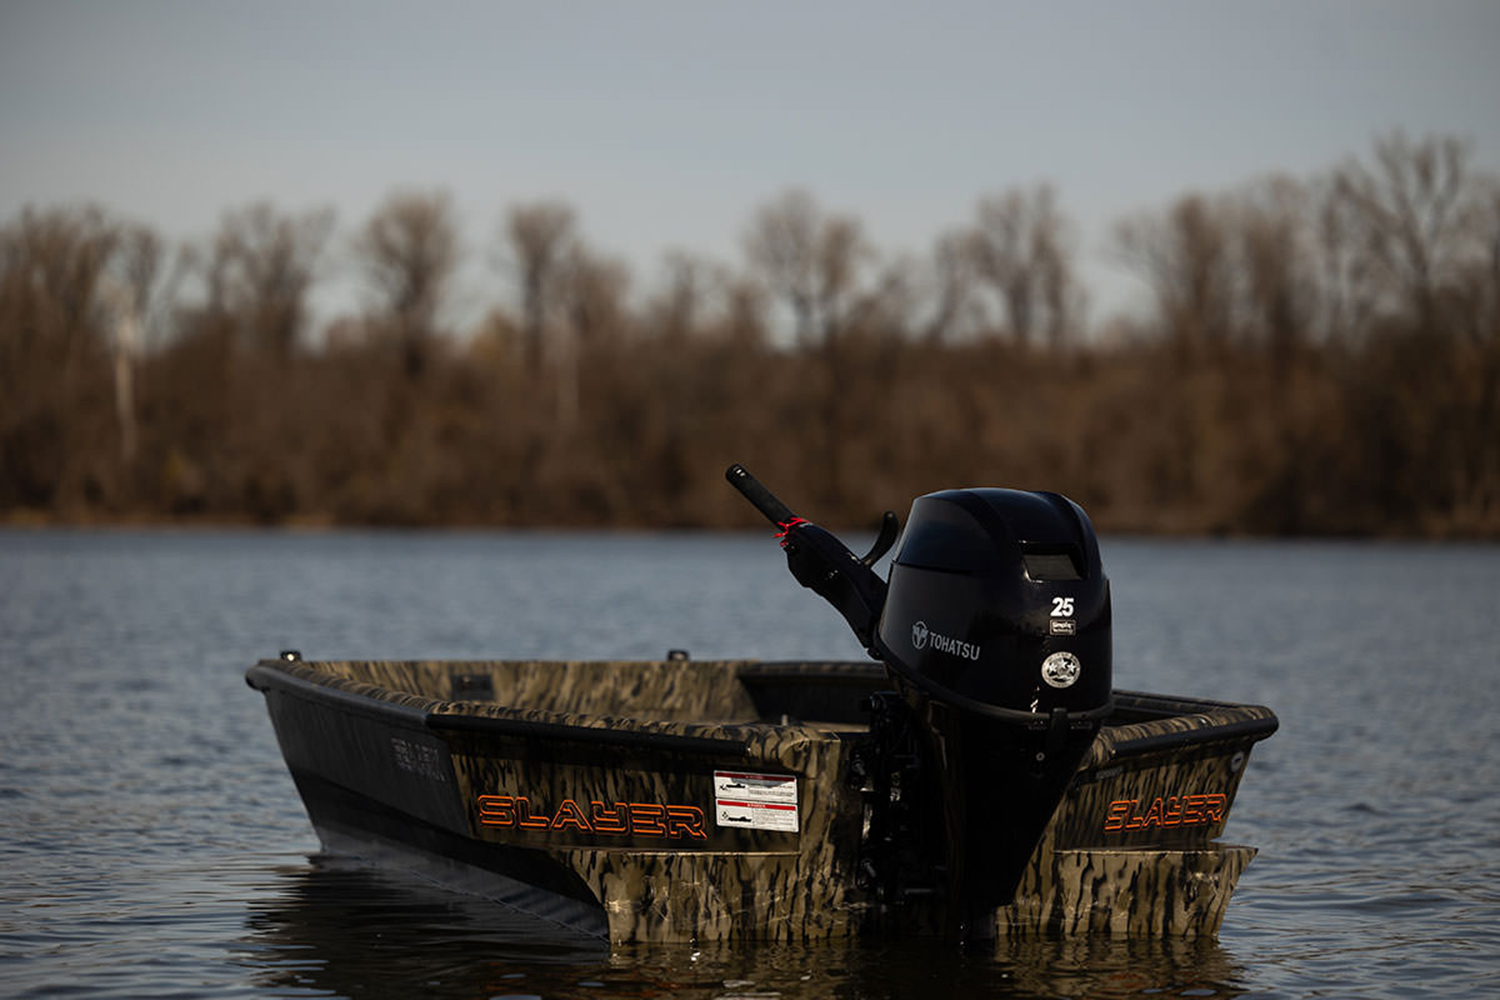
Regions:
[[2, 529, 1497, 997]]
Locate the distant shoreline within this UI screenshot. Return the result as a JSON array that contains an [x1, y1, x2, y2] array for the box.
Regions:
[[5, 508, 1491, 542], [5, 135, 1497, 543]]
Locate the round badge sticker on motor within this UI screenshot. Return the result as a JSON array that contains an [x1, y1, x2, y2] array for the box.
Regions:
[[1041, 651, 1082, 689]]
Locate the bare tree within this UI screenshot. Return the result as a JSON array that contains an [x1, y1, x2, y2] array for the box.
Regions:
[[207, 203, 335, 361], [556, 244, 630, 426], [744, 189, 871, 347], [504, 201, 577, 374], [1, 205, 118, 358], [647, 251, 715, 344], [1331, 131, 1474, 332], [745, 189, 817, 343], [98, 225, 159, 463], [919, 231, 979, 344], [0, 205, 126, 508], [357, 190, 458, 377], [97, 269, 144, 462], [1114, 192, 1234, 347], [813, 214, 869, 344], [1313, 173, 1380, 344], [720, 275, 770, 349], [971, 184, 1080, 347], [1236, 175, 1317, 364], [1460, 178, 1500, 344], [565, 244, 629, 349]]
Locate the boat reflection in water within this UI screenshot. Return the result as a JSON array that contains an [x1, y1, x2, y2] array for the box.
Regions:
[[238, 856, 608, 998], [237, 855, 1252, 999]]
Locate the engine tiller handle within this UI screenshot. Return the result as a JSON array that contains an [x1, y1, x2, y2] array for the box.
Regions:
[[726, 462, 889, 654], [725, 463, 798, 527]]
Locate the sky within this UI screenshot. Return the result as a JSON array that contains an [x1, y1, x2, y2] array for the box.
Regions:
[[3, 0, 1499, 324]]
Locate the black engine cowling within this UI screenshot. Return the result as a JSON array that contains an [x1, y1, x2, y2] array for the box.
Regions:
[[876, 487, 1112, 718]]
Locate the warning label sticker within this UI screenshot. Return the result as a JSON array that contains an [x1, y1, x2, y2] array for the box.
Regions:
[[713, 770, 799, 833]]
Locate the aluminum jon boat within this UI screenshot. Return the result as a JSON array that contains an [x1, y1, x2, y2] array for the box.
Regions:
[[248, 465, 1277, 944]]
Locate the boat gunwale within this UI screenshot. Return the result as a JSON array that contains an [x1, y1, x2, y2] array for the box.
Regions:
[[245, 658, 843, 760], [1089, 689, 1279, 766], [246, 658, 1278, 767]]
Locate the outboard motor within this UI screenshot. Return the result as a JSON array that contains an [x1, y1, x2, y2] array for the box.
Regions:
[[879, 487, 1113, 931], [727, 465, 1114, 937]]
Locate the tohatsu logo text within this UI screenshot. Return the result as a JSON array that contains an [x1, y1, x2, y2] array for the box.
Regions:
[[910, 621, 981, 661]]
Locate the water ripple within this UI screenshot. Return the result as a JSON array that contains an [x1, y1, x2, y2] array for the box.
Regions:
[[2, 531, 1498, 998]]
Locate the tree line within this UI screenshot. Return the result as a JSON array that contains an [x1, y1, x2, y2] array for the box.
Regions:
[[2, 132, 1497, 536]]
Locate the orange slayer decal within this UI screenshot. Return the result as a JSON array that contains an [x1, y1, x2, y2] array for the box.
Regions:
[[477, 795, 707, 840], [1103, 793, 1228, 833]]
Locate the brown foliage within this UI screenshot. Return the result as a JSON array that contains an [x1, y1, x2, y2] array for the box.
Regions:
[[2, 134, 1496, 536]]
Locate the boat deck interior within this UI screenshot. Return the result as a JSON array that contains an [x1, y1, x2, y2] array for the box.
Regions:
[[280, 658, 1271, 739]]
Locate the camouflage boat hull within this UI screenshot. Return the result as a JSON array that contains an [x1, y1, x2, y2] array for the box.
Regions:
[[247, 656, 1276, 944]]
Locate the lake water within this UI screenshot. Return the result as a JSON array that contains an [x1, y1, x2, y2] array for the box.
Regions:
[[2, 528, 1498, 998]]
